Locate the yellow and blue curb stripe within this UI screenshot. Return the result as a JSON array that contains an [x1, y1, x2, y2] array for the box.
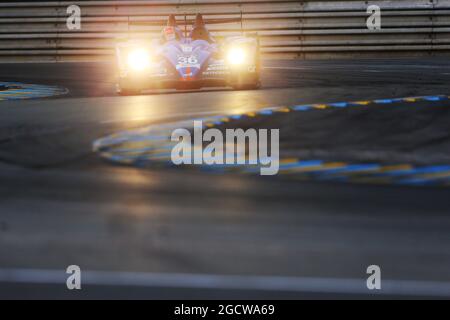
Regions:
[[0, 82, 67, 101], [93, 94, 450, 187]]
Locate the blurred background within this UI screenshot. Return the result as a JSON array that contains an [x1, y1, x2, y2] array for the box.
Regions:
[[0, 0, 450, 299]]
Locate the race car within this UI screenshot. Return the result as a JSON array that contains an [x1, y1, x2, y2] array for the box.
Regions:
[[115, 14, 261, 95]]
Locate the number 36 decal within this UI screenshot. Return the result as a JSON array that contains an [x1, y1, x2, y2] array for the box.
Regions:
[[178, 55, 198, 65]]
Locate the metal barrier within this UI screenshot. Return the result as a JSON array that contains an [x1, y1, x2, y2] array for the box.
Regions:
[[0, 0, 449, 62]]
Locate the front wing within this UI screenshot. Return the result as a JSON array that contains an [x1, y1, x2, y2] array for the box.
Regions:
[[119, 59, 258, 91]]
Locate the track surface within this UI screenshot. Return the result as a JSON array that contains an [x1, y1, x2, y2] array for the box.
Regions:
[[0, 59, 450, 299]]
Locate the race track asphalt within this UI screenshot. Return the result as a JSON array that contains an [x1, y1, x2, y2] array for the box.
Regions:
[[0, 59, 450, 299]]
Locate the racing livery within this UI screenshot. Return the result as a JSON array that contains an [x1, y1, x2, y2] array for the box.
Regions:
[[116, 14, 261, 95]]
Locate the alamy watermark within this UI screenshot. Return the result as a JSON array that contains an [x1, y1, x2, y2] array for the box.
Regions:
[[170, 121, 280, 175], [65, 5, 381, 33], [366, 265, 382, 290], [66, 5, 81, 30], [63, 264, 381, 292], [367, 5, 382, 30], [66, 265, 82, 290]]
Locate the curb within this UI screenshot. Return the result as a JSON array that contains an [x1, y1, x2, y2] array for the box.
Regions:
[[93, 94, 450, 187], [0, 82, 68, 101]]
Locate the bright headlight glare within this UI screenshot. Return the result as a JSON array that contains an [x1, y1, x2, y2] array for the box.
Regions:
[[127, 49, 151, 71], [227, 47, 246, 65]]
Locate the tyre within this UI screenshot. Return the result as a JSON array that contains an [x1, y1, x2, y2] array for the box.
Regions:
[[117, 82, 141, 96], [231, 72, 261, 90], [232, 80, 261, 90], [230, 50, 261, 90], [118, 88, 141, 96]]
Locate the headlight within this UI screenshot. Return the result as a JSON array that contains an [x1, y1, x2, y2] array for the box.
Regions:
[[227, 47, 246, 65], [127, 48, 151, 71]]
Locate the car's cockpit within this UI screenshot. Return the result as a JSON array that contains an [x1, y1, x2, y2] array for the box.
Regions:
[[161, 14, 215, 44]]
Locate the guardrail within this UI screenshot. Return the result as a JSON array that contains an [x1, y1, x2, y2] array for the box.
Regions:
[[0, 0, 449, 62]]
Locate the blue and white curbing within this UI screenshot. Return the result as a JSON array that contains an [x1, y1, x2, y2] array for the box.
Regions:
[[0, 82, 68, 101], [93, 95, 450, 187]]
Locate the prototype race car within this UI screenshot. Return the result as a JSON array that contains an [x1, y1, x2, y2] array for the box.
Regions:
[[115, 14, 261, 95]]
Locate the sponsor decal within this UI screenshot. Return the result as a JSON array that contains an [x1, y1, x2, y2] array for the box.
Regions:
[[203, 71, 227, 76], [181, 45, 193, 53]]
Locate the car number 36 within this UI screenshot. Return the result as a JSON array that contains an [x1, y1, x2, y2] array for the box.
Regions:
[[178, 55, 198, 65]]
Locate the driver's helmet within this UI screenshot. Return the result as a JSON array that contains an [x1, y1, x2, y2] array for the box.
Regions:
[[161, 14, 184, 43], [162, 26, 177, 42]]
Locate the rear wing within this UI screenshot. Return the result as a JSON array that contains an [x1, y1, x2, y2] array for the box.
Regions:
[[127, 13, 247, 38]]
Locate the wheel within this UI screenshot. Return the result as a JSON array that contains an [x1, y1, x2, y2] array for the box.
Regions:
[[232, 81, 261, 90], [117, 80, 141, 96], [119, 88, 141, 96], [230, 51, 261, 90], [231, 73, 261, 90]]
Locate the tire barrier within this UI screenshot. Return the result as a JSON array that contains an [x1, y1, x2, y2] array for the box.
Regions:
[[93, 94, 450, 187]]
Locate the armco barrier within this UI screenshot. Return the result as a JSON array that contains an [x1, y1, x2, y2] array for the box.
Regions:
[[0, 0, 449, 62]]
